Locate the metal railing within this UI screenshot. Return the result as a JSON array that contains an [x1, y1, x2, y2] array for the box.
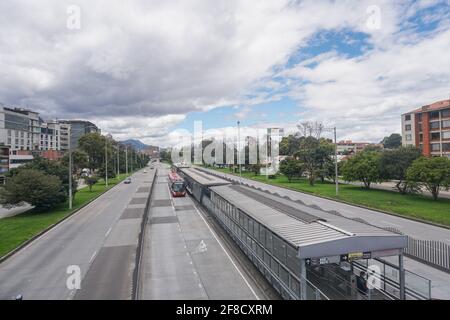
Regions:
[[404, 237, 450, 272], [353, 258, 431, 300]]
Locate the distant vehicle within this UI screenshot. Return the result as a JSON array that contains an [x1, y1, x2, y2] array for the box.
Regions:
[[124, 178, 132, 184], [143, 170, 148, 173], [168, 171, 186, 197]]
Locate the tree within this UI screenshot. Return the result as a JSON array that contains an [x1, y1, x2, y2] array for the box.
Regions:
[[381, 133, 402, 149], [8, 156, 77, 202], [294, 136, 330, 186], [61, 149, 89, 175], [379, 146, 421, 194], [84, 175, 99, 192], [97, 164, 117, 180], [279, 158, 303, 182], [0, 169, 64, 211], [78, 133, 107, 171], [406, 156, 450, 200], [341, 151, 382, 189], [280, 135, 303, 156]]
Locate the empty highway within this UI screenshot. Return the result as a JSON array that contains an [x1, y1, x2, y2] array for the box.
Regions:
[[0, 169, 154, 300], [138, 164, 263, 300]]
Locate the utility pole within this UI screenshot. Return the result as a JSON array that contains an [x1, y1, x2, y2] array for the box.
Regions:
[[125, 146, 129, 175], [105, 136, 108, 187], [117, 144, 120, 177], [68, 126, 73, 210], [334, 127, 339, 196], [237, 121, 241, 177]]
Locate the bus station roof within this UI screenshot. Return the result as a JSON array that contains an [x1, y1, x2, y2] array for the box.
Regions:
[[211, 184, 407, 259]]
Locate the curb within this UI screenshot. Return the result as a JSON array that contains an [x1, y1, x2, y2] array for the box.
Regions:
[[205, 168, 450, 230], [132, 168, 158, 300], [0, 173, 137, 264]]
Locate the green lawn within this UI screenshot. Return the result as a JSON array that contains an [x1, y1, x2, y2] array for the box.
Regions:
[[211, 167, 450, 226], [0, 172, 133, 258]]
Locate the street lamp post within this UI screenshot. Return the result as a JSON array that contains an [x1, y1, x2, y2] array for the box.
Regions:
[[105, 137, 108, 187], [125, 146, 128, 175], [333, 127, 338, 196], [237, 121, 241, 177], [117, 144, 120, 177], [68, 126, 73, 210], [322, 126, 339, 196]]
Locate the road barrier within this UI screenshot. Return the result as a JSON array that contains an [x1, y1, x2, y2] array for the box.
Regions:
[[404, 237, 450, 272]]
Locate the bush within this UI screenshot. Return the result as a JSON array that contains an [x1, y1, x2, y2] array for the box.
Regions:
[[0, 169, 65, 211]]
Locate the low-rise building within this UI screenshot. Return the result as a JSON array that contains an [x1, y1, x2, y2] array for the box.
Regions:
[[337, 140, 381, 155]]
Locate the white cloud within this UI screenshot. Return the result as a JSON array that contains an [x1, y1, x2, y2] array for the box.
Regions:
[[0, 0, 448, 145]]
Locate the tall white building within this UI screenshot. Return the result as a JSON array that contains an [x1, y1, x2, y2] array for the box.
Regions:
[[0, 106, 64, 153]]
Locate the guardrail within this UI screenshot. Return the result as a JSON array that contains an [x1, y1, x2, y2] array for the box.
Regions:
[[404, 237, 450, 272]]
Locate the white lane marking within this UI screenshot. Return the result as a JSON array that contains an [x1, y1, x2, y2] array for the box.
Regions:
[[8, 189, 117, 255], [105, 227, 112, 237], [89, 250, 98, 263], [192, 202, 260, 300]]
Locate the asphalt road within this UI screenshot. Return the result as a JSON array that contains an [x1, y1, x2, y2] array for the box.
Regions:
[[138, 164, 261, 300], [0, 169, 154, 300]]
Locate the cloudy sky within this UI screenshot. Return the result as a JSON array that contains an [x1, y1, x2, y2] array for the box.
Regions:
[[1, 0, 449, 146]]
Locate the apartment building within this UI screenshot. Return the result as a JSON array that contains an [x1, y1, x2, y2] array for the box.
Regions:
[[402, 99, 450, 158], [58, 120, 100, 149]]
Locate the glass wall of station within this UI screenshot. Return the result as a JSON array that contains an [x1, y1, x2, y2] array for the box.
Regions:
[[210, 191, 327, 300]]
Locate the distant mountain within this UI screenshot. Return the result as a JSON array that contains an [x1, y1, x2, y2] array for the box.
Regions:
[[121, 139, 149, 151]]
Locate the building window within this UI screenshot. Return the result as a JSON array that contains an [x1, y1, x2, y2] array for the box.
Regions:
[[442, 109, 450, 118], [431, 132, 440, 141], [405, 114, 411, 121], [443, 143, 450, 152], [431, 144, 440, 151], [405, 124, 412, 131], [405, 134, 412, 141], [442, 120, 450, 128], [443, 131, 450, 140], [430, 111, 440, 119], [430, 121, 440, 130]]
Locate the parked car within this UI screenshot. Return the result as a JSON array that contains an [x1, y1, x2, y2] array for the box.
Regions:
[[124, 178, 132, 184]]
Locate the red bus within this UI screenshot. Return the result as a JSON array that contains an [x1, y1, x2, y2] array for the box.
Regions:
[[168, 171, 186, 197]]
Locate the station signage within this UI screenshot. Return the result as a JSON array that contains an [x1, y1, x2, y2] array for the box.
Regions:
[[306, 255, 340, 266], [340, 252, 371, 262]]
